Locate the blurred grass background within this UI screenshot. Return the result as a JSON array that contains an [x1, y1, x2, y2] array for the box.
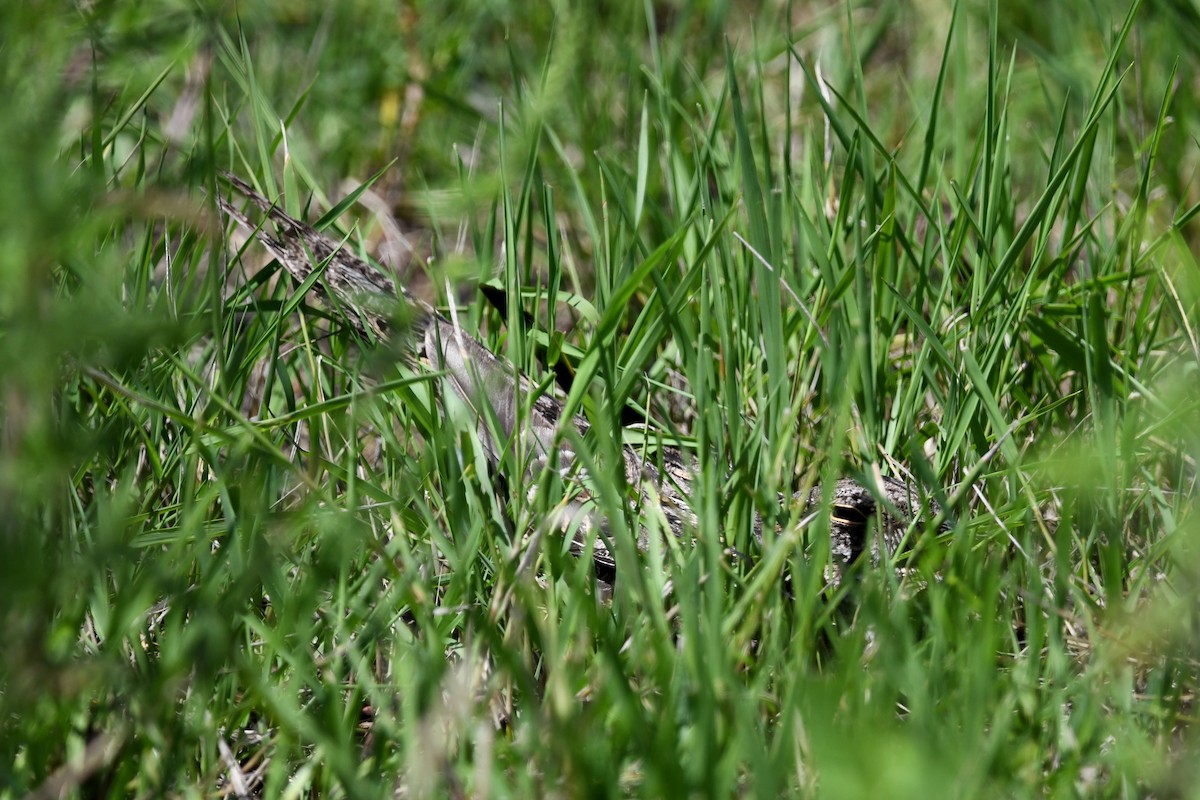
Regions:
[[2, 0, 1199, 797]]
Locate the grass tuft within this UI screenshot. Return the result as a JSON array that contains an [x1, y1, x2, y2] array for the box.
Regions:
[[2, 1, 1198, 797]]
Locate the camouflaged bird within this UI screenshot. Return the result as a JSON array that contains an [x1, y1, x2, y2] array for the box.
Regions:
[[216, 172, 948, 582]]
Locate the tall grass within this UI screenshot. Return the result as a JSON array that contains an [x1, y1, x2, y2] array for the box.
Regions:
[[2, 0, 1198, 797]]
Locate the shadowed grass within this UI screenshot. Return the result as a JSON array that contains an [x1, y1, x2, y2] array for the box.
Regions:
[[2, 0, 1198, 797]]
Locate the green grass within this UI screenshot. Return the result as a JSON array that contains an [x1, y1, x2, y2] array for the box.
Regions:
[[3, 0, 1199, 797]]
